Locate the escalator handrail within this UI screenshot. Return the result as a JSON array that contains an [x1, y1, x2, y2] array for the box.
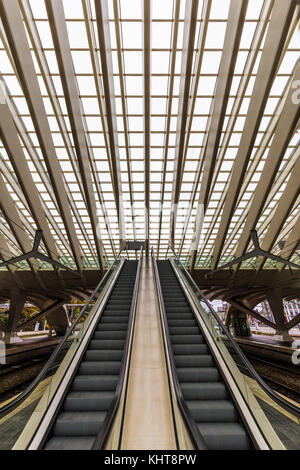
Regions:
[[92, 246, 144, 449], [151, 247, 208, 450], [168, 245, 300, 419], [0, 250, 123, 418]]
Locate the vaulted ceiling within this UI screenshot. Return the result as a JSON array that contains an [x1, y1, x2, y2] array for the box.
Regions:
[[0, 0, 299, 286]]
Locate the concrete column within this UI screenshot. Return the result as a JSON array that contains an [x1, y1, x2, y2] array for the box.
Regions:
[[34, 299, 69, 336], [267, 289, 292, 343], [227, 305, 251, 337], [4, 289, 26, 344]]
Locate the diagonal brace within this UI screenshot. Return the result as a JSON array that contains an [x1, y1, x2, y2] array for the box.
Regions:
[[0, 229, 81, 275]]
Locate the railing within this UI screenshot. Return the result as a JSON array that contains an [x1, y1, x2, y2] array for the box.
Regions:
[[92, 246, 144, 449], [167, 244, 300, 420], [0, 250, 123, 448], [151, 247, 207, 450]]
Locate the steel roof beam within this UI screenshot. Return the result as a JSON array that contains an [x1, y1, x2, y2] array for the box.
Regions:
[[0, 171, 45, 287], [170, 0, 199, 248], [0, 230, 23, 288], [210, 0, 297, 270], [157, 0, 181, 257], [0, 0, 83, 271], [113, 0, 136, 243], [143, 0, 151, 256], [232, 60, 300, 267], [45, 0, 104, 272], [94, 0, 125, 250], [0, 101, 58, 261], [277, 215, 300, 271], [82, 0, 118, 256], [189, 0, 248, 270]]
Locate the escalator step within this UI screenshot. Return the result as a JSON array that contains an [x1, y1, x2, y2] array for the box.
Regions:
[[101, 316, 130, 323], [64, 391, 114, 411], [105, 305, 131, 312], [174, 355, 214, 368], [197, 423, 249, 450], [89, 339, 125, 349], [171, 334, 204, 344], [172, 344, 209, 355], [78, 361, 121, 375], [53, 411, 105, 436], [44, 436, 95, 450], [169, 326, 200, 335], [181, 382, 228, 400], [167, 313, 195, 320], [72, 375, 119, 391], [177, 367, 220, 382], [84, 349, 123, 362], [166, 307, 192, 313], [187, 400, 238, 422], [96, 323, 128, 331], [93, 330, 126, 340], [168, 319, 197, 327], [102, 310, 129, 316]]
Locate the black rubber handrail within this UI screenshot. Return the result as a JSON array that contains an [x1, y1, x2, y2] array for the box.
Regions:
[[168, 245, 300, 419], [92, 246, 144, 449], [151, 247, 207, 450], [0, 250, 123, 418]]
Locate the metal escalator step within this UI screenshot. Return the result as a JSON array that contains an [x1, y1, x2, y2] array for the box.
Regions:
[[166, 307, 192, 313], [93, 330, 126, 340], [169, 326, 200, 335], [187, 400, 238, 422], [89, 339, 125, 349], [101, 316, 130, 323], [71, 375, 119, 391], [96, 323, 128, 331], [168, 320, 196, 327], [164, 302, 189, 307], [84, 349, 123, 362], [177, 367, 220, 382], [64, 391, 114, 411], [174, 355, 214, 367], [102, 310, 129, 316], [108, 296, 133, 301], [105, 305, 131, 311], [107, 300, 132, 305], [180, 382, 228, 400], [166, 313, 195, 320], [171, 334, 203, 344], [44, 436, 95, 450], [78, 361, 121, 375], [197, 423, 250, 450], [53, 411, 105, 436], [172, 344, 209, 355]]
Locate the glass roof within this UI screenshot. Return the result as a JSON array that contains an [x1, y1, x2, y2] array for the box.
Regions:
[[0, 0, 299, 272]]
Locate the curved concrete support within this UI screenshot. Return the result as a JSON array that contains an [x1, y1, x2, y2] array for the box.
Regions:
[[267, 289, 293, 342], [3, 289, 26, 344], [33, 299, 69, 336]]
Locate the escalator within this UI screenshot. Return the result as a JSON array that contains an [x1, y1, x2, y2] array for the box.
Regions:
[[44, 260, 138, 450], [152, 249, 300, 451], [0, 250, 143, 450], [156, 260, 249, 450]]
